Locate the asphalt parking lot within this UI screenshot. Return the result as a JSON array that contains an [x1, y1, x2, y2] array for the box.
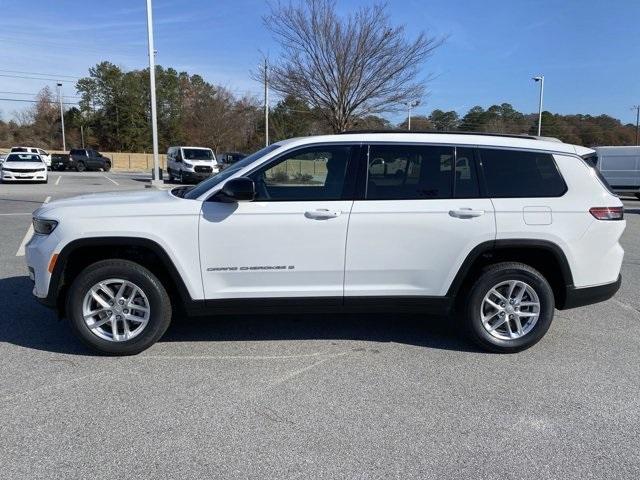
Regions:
[[1, 171, 639, 479]]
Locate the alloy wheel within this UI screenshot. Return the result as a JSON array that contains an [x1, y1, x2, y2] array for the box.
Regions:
[[480, 280, 540, 340], [82, 278, 151, 342]]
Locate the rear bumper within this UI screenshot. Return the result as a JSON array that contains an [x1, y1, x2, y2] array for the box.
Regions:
[[560, 275, 621, 309]]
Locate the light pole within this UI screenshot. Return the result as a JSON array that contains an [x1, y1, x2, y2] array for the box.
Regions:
[[532, 75, 544, 136], [263, 59, 269, 146], [405, 100, 420, 131], [146, 0, 161, 186], [632, 105, 640, 146], [56, 82, 66, 151]]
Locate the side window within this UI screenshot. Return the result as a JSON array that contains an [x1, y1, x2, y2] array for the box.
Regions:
[[366, 145, 453, 200], [454, 148, 480, 198], [479, 149, 566, 197], [250, 145, 353, 201]]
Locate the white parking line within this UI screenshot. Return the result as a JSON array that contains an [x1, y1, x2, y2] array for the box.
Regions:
[[103, 174, 119, 186], [16, 196, 50, 257], [55, 175, 61, 185], [0, 212, 32, 216]]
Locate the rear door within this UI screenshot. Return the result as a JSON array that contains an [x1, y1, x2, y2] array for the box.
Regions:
[[199, 143, 360, 300], [344, 143, 495, 298]]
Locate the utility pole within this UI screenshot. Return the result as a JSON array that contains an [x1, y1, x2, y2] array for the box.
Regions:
[[532, 75, 544, 136], [633, 105, 640, 146], [56, 82, 66, 151], [146, 0, 161, 186], [405, 100, 420, 131], [80, 125, 85, 148], [264, 58, 269, 146]]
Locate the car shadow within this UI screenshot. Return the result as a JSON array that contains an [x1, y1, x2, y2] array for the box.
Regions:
[[0, 275, 481, 356]]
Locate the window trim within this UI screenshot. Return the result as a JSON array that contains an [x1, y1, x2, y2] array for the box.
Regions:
[[476, 147, 568, 199], [244, 142, 363, 202]]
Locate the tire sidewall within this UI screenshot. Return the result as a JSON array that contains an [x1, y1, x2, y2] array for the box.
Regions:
[[466, 266, 555, 352], [76, 161, 86, 172], [67, 261, 171, 355]]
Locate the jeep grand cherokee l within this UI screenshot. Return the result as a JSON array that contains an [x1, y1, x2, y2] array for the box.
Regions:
[[25, 133, 625, 355]]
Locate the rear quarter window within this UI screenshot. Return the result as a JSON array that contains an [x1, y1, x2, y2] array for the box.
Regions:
[[479, 149, 567, 198]]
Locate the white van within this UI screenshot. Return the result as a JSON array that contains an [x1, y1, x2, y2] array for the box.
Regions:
[[166, 146, 220, 184], [591, 146, 640, 198]]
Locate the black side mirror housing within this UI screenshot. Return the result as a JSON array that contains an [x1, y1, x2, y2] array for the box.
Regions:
[[215, 177, 255, 202]]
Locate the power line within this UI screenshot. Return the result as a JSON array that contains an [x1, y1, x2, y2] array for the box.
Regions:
[[0, 90, 81, 98], [0, 97, 78, 106], [0, 69, 80, 79], [0, 73, 76, 83]]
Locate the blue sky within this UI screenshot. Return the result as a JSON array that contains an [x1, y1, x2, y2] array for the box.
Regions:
[[1, 0, 639, 124]]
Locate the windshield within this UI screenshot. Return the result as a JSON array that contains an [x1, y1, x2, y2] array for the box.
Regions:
[[5, 154, 42, 163], [182, 148, 214, 161], [183, 144, 282, 200]]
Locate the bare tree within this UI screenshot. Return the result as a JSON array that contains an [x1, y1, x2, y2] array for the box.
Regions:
[[260, 0, 443, 132]]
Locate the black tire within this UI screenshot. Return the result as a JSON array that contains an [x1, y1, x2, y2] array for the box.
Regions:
[[66, 259, 172, 355], [463, 262, 555, 353], [103, 161, 111, 172], [167, 168, 174, 182], [76, 161, 86, 172]]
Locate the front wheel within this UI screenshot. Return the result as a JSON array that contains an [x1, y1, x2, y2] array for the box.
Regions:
[[463, 262, 555, 353], [76, 161, 86, 172], [66, 259, 172, 355]]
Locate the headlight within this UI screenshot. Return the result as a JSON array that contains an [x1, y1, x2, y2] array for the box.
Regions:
[[39, 168, 46, 172], [33, 218, 58, 235], [183, 163, 194, 170]]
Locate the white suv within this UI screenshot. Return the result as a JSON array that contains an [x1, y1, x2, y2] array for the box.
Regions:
[[10, 146, 52, 169], [25, 133, 625, 355]]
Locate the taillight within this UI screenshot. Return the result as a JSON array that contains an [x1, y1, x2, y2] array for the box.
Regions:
[[589, 207, 624, 221]]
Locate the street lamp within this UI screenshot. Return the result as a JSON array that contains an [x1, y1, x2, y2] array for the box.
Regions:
[[532, 75, 544, 136], [146, 0, 161, 186], [56, 82, 66, 151], [405, 100, 420, 131]]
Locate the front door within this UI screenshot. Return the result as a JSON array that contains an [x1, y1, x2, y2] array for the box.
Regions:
[[345, 143, 496, 298], [199, 144, 359, 300]]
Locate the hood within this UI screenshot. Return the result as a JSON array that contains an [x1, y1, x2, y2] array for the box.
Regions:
[[33, 189, 186, 220], [2, 161, 46, 169]]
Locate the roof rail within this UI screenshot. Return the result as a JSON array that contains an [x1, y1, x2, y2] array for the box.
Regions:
[[337, 130, 541, 140]]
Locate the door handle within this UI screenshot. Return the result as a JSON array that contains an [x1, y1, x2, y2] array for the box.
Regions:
[[304, 209, 341, 220], [449, 208, 485, 218]]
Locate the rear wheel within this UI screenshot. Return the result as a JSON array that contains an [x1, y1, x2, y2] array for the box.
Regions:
[[76, 161, 86, 172], [103, 161, 111, 172], [463, 262, 554, 353], [66, 259, 172, 355]]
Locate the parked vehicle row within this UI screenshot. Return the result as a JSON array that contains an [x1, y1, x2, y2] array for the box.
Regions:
[[26, 132, 625, 355]]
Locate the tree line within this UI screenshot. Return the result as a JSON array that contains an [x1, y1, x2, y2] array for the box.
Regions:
[[1, 78, 635, 152]]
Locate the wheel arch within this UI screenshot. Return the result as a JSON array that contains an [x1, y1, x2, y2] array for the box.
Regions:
[[447, 239, 574, 309], [49, 237, 194, 316]]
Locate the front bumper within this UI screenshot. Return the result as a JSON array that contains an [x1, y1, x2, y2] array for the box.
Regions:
[[1, 171, 47, 181], [560, 275, 622, 309], [183, 170, 217, 182], [25, 231, 61, 307]]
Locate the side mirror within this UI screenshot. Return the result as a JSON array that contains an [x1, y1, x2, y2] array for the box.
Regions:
[[215, 177, 255, 202]]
